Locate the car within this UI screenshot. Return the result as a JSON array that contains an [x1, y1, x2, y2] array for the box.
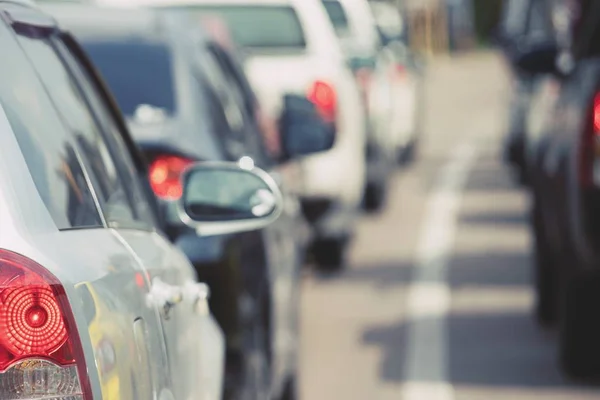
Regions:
[[96, 0, 369, 271], [368, 0, 425, 165], [41, 4, 336, 398], [320, 0, 394, 211], [516, 0, 600, 379], [496, 0, 555, 184], [0, 1, 291, 399]]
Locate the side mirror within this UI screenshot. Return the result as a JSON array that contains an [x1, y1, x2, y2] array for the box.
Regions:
[[278, 94, 336, 161], [178, 162, 283, 236], [513, 41, 559, 75]]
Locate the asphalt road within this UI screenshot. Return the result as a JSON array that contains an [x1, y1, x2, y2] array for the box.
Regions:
[[299, 52, 600, 400]]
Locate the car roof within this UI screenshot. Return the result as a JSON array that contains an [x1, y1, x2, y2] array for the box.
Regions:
[[38, 3, 167, 40], [95, 0, 292, 8], [1, 0, 36, 6]]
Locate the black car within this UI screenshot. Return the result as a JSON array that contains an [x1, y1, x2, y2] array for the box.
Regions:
[[515, 0, 600, 379], [44, 4, 335, 399]]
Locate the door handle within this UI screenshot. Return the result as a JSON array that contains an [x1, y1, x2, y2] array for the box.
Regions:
[[147, 277, 183, 320], [184, 281, 211, 316]]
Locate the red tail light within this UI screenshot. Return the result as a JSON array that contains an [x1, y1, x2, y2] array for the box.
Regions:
[[149, 155, 195, 201], [307, 80, 337, 124], [0, 250, 91, 399], [580, 93, 600, 187], [392, 64, 407, 80], [594, 93, 600, 133]]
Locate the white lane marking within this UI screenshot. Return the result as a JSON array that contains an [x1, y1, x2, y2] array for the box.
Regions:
[[402, 142, 478, 400]]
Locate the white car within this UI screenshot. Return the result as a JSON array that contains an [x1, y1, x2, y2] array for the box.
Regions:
[[369, 0, 424, 163], [0, 1, 286, 399], [326, 0, 424, 165], [95, 0, 368, 270], [321, 0, 395, 211]]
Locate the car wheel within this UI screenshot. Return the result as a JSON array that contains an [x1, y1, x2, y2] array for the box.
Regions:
[[311, 238, 346, 272], [559, 272, 600, 379], [531, 200, 558, 326], [363, 181, 386, 212]]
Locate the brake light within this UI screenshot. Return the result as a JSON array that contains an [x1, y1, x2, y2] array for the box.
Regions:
[[307, 80, 337, 124], [0, 250, 91, 400], [580, 93, 600, 187], [149, 155, 195, 201], [392, 64, 407, 80], [594, 94, 600, 133]]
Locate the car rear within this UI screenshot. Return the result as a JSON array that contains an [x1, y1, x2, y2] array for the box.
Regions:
[[152, 0, 367, 260], [0, 3, 166, 399], [321, 0, 398, 211]]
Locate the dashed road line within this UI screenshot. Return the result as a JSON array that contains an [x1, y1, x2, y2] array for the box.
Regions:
[[402, 142, 479, 400]]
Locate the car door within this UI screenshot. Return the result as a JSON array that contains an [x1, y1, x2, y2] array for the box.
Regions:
[[205, 43, 303, 391], [52, 32, 225, 400], [0, 8, 171, 399]]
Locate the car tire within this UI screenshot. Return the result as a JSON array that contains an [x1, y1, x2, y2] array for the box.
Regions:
[[531, 201, 558, 326], [312, 238, 346, 272], [559, 272, 600, 379], [363, 181, 386, 212]]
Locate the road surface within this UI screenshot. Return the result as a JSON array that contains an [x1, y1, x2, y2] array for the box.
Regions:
[[299, 51, 600, 400]]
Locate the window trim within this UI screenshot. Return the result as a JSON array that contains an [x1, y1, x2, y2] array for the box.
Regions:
[[5, 19, 106, 230], [58, 31, 165, 232], [205, 43, 275, 168], [41, 35, 150, 231]]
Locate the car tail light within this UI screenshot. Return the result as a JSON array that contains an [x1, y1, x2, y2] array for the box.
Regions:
[[392, 64, 407, 80], [594, 94, 600, 133], [0, 250, 91, 400], [149, 155, 195, 201], [307, 80, 337, 124], [580, 93, 600, 187]]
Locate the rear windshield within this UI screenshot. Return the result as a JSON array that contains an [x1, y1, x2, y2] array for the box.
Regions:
[[79, 38, 176, 117], [322, 0, 350, 34], [175, 5, 306, 50]]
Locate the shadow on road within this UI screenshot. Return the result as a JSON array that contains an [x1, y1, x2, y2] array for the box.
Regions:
[[360, 309, 591, 388], [312, 250, 531, 289], [460, 208, 527, 227]]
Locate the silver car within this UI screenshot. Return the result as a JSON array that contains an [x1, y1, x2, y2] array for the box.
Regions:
[[0, 1, 285, 399]]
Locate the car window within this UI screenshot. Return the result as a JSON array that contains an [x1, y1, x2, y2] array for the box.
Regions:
[[79, 38, 176, 118], [322, 0, 350, 35], [0, 22, 101, 229], [17, 34, 138, 228], [193, 69, 246, 161], [55, 37, 158, 228], [194, 49, 247, 158], [175, 5, 306, 51], [206, 45, 275, 168]]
